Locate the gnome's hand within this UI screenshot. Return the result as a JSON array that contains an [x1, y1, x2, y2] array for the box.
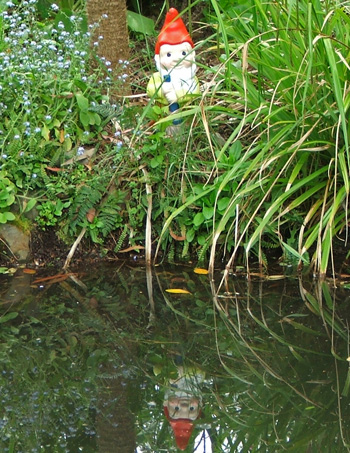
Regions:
[[161, 80, 178, 105]]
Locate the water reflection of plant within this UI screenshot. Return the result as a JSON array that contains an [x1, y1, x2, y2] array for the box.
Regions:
[[210, 276, 350, 451], [0, 266, 350, 451]]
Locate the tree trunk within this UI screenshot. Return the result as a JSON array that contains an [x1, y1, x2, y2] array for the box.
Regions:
[[87, 0, 130, 94]]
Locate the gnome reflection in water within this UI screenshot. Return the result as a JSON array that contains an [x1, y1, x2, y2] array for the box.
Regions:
[[163, 360, 204, 451], [147, 7, 200, 129]]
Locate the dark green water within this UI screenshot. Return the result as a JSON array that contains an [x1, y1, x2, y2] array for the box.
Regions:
[[0, 263, 349, 452]]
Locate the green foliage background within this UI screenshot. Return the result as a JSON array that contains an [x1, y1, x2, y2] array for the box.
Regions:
[[0, 0, 350, 276]]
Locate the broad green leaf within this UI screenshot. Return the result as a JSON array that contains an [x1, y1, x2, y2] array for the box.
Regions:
[[193, 212, 204, 227], [0, 312, 18, 323], [41, 124, 50, 141], [79, 110, 90, 128], [127, 10, 155, 35], [0, 212, 15, 223], [24, 198, 37, 213], [75, 93, 89, 112], [203, 206, 214, 219], [218, 197, 231, 211]]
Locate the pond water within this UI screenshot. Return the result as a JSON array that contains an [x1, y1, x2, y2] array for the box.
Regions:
[[0, 262, 349, 452]]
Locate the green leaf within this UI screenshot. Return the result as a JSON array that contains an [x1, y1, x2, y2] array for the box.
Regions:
[[92, 112, 101, 126], [281, 241, 309, 264], [0, 212, 15, 223], [127, 10, 155, 35], [193, 212, 205, 227], [186, 228, 195, 242], [0, 267, 10, 274], [203, 206, 214, 220], [24, 198, 37, 213], [0, 312, 18, 323], [79, 110, 90, 128], [75, 93, 89, 112], [218, 197, 231, 211], [41, 124, 50, 141]]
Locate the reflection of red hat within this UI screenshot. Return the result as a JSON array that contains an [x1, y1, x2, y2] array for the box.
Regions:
[[164, 407, 194, 450], [155, 8, 194, 55]]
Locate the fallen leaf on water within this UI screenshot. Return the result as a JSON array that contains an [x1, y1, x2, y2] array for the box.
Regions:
[[33, 273, 77, 284], [266, 275, 285, 280], [194, 268, 209, 275], [23, 268, 36, 274], [165, 288, 191, 294]]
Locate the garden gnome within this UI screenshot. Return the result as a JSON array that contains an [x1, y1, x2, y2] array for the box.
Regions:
[[163, 363, 203, 450], [147, 7, 200, 128]]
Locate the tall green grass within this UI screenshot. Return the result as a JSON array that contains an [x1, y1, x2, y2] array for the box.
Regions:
[[156, 0, 350, 276]]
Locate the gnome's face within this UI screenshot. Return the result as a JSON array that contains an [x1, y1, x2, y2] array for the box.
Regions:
[[158, 42, 195, 71], [166, 396, 201, 421]]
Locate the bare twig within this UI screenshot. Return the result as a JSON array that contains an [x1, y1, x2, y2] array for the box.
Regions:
[[63, 227, 86, 270]]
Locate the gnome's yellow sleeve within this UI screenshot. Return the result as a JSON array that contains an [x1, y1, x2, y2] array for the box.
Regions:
[[146, 72, 200, 104], [147, 72, 168, 104]]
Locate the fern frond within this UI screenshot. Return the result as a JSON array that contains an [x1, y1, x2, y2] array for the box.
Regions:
[[167, 242, 175, 263], [50, 147, 64, 166], [8, 138, 22, 156], [89, 103, 121, 120], [40, 165, 51, 186], [98, 206, 119, 237], [181, 240, 190, 259], [197, 239, 211, 264], [69, 183, 104, 235], [114, 224, 128, 253]]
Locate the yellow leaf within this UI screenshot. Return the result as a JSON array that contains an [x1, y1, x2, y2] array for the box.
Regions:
[[165, 288, 191, 294], [194, 268, 209, 275]]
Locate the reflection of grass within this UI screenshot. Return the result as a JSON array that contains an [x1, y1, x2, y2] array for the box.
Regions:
[[210, 276, 350, 451]]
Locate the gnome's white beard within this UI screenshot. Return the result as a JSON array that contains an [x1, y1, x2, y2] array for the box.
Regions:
[[161, 65, 198, 104], [155, 55, 198, 104], [159, 64, 197, 86]]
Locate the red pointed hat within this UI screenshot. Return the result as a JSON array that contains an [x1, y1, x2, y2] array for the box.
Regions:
[[164, 407, 194, 450], [155, 8, 194, 54]]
